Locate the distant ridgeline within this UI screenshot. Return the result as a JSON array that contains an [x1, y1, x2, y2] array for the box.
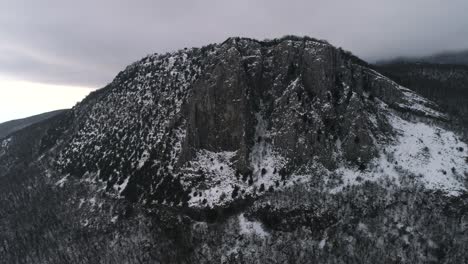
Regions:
[[377, 49, 468, 66], [0, 110, 67, 139]]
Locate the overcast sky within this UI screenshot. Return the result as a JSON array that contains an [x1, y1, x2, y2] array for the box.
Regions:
[[1, 0, 468, 122]]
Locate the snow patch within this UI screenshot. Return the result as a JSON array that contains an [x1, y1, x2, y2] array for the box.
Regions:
[[0, 137, 12, 158], [113, 176, 130, 196], [110, 215, 118, 223], [398, 86, 447, 119], [1, 137, 11, 148], [238, 214, 269, 238], [55, 175, 68, 187], [332, 112, 467, 195], [186, 150, 237, 207], [319, 238, 327, 249], [137, 150, 150, 169], [250, 112, 287, 185], [387, 113, 466, 194]]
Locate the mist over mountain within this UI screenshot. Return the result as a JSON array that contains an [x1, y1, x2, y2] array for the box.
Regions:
[[378, 49, 468, 66], [1, 36, 468, 263]]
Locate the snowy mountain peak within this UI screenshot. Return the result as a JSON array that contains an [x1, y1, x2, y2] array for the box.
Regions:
[[2, 36, 468, 263], [42, 36, 467, 209]]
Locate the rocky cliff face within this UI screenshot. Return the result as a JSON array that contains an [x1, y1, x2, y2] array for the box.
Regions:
[[1, 36, 468, 263]]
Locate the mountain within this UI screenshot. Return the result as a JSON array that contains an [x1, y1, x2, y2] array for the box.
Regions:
[[378, 49, 468, 66], [377, 62, 468, 133], [0, 109, 67, 139], [1, 36, 467, 263]]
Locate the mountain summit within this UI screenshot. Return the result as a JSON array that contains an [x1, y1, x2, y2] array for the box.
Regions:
[[1, 36, 467, 263]]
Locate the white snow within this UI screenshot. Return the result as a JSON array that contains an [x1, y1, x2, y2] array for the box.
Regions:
[[110, 215, 118, 223], [0, 137, 12, 159], [238, 214, 269, 238], [185, 110, 293, 208], [387, 113, 467, 194], [250, 112, 287, 185], [1, 137, 11, 148], [55, 175, 68, 187], [169, 125, 186, 169], [78, 198, 85, 208], [332, 112, 467, 195], [137, 150, 150, 169], [89, 197, 97, 207], [397, 86, 447, 119], [319, 238, 327, 249], [185, 150, 237, 207], [113, 176, 130, 195]]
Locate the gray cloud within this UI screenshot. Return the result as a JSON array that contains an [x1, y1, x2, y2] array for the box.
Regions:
[[1, 0, 468, 87]]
